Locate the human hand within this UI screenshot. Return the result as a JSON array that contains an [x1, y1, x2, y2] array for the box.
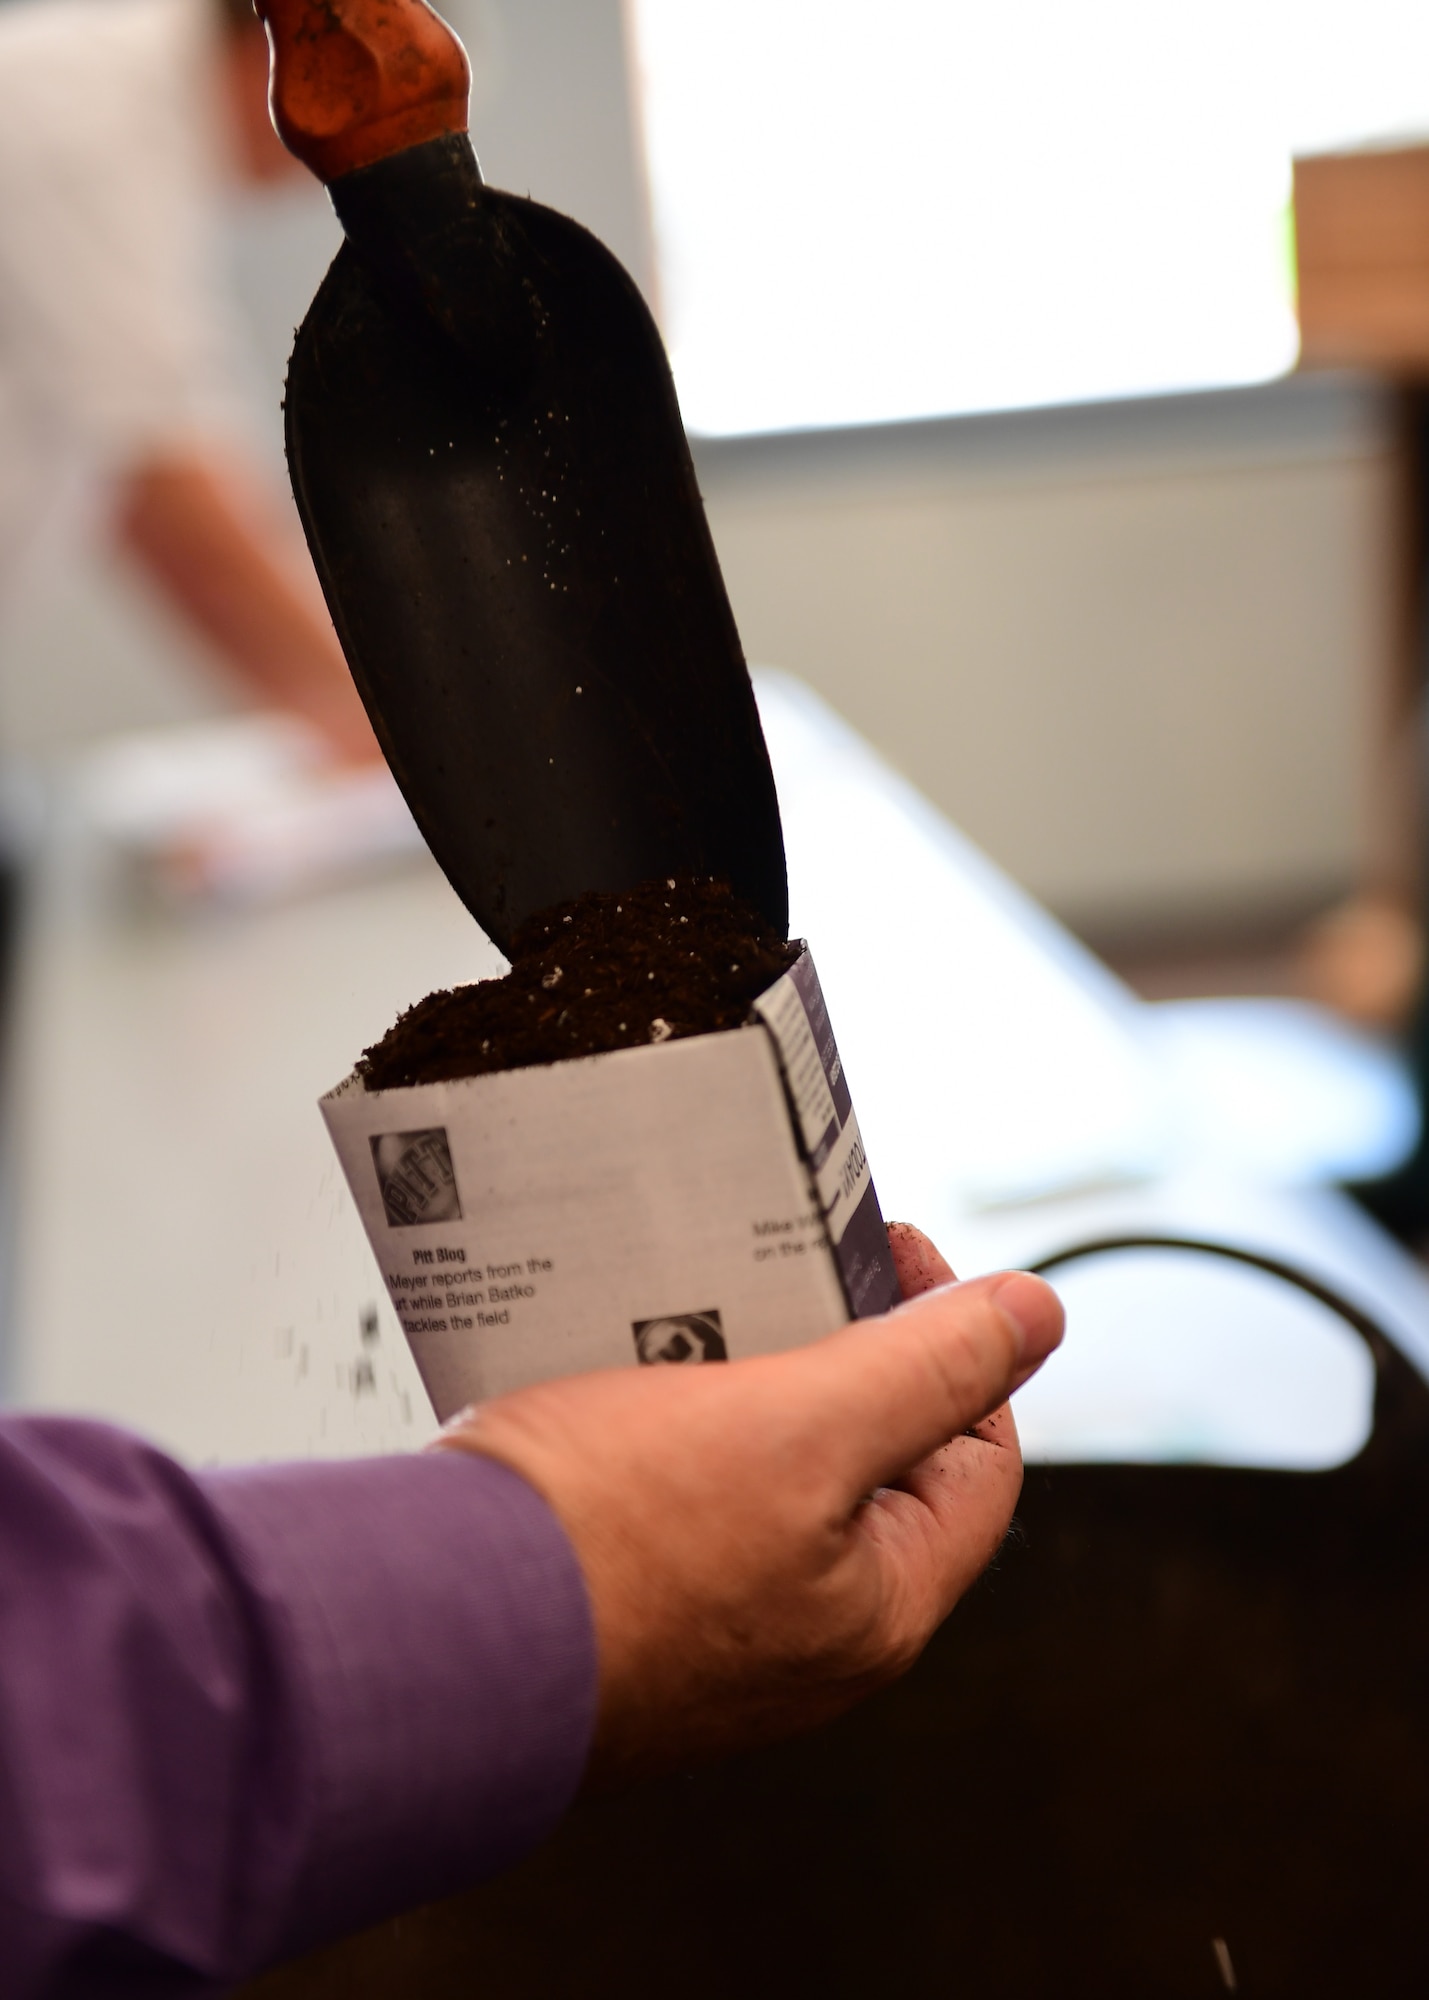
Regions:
[[434, 1224, 1063, 1782]]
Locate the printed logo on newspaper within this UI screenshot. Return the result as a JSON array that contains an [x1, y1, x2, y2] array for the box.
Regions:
[[370, 1128, 462, 1227], [631, 1310, 727, 1365]]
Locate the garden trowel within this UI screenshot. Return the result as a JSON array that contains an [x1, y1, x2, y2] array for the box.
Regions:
[[254, 0, 787, 954]]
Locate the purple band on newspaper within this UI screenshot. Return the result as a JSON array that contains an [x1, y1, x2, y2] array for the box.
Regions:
[[755, 950, 899, 1321]]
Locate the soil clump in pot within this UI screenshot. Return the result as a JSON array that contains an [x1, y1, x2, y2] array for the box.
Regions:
[[358, 874, 798, 1090]]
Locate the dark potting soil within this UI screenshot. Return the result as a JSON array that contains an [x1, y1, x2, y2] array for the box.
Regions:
[[357, 874, 798, 1091]]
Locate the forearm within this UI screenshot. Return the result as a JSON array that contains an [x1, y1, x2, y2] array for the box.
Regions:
[[0, 1419, 595, 1995], [113, 453, 379, 766]]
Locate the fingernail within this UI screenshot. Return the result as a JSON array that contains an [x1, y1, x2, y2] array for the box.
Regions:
[[426, 1403, 480, 1448], [990, 1272, 1064, 1367]]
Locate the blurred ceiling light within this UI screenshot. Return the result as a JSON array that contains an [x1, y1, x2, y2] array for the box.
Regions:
[[627, 0, 1429, 436]]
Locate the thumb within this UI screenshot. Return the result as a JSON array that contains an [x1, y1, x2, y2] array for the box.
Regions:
[[792, 1271, 1063, 1500]]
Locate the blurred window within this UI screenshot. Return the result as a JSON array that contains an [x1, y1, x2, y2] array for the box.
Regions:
[[627, 0, 1429, 436]]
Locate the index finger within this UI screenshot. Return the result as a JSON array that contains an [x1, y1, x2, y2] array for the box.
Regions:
[[887, 1220, 958, 1298]]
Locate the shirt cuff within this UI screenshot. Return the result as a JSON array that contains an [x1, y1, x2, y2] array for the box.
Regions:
[[201, 1448, 596, 1960]]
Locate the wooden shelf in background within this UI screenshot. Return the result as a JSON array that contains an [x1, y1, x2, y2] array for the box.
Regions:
[[1295, 145, 1429, 373]]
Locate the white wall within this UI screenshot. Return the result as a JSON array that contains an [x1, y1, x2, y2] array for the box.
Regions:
[[697, 377, 1394, 935]]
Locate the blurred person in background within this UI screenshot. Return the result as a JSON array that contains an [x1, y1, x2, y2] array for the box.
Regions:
[[0, 0, 391, 886]]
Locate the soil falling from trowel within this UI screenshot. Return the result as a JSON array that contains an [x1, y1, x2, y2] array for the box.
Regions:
[[358, 875, 798, 1089]]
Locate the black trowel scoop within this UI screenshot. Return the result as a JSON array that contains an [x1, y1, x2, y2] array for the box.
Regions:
[[256, 0, 787, 954]]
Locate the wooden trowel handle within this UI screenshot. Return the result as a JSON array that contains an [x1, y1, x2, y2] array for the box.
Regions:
[[254, 0, 470, 183]]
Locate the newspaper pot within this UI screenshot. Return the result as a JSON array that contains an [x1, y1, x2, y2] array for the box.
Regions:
[[322, 946, 896, 1415]]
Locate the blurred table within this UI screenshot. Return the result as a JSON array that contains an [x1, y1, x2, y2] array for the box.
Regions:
[[6, 677, 1429, 1469]]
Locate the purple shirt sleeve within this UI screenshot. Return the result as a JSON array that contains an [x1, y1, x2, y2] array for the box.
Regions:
[[0, 1416, 597, 1996]]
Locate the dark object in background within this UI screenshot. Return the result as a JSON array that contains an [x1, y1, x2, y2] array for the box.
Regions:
[[358, 874, 799, 1088], [262, 0, 787, 956], [1346, 383, 1429, 1246], [245, 1314, 1429, 1999]]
